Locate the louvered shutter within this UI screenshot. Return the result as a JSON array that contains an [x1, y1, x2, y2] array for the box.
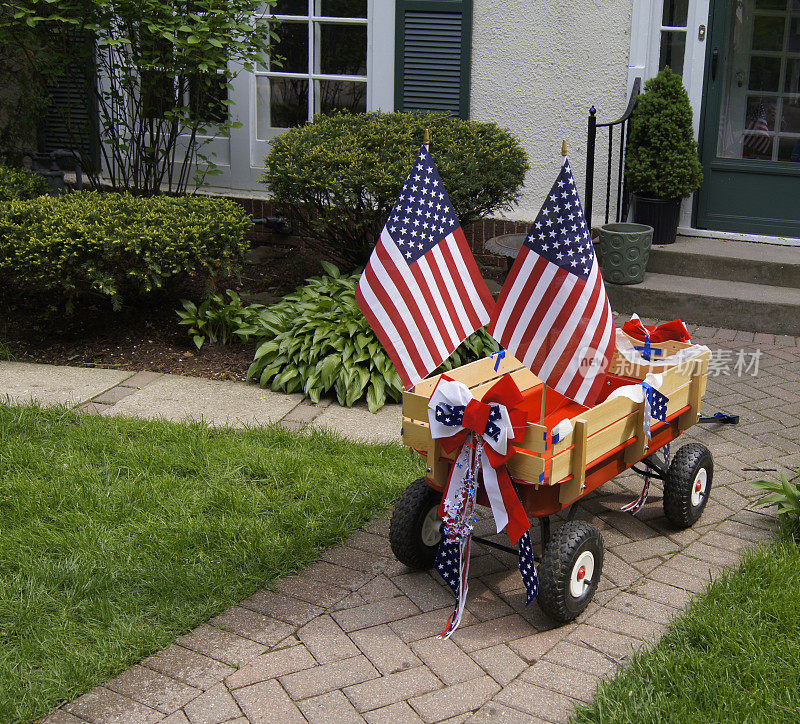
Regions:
[[394, 0, 472, 119], [38, 34, 98, 166]]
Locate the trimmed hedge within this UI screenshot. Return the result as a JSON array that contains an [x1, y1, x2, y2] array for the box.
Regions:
[[0, 164, 47, 202], [263, 110, 529, 267], [0, 191, 251, 309]]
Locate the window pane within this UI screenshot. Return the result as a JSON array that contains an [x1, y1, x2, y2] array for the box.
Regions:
[[755, 0, 786, 8], [752, 15, 785, 51], [777, 135, 800, 159], [257, 76, 308, 135], [785, 56, 800, 92], [317, 79, 366, 115], [189, 73, 228, 125], [789, 17, 800, 52], [320, 0, 367, 17], [749, 55, 782, 91], [272, 0, 308, 15], [659, 30, 686, 75], [662, 0, 689, 27], [319, 23, 367, 75], [781, 96, 800, 131], [270, 21, 308, 74]]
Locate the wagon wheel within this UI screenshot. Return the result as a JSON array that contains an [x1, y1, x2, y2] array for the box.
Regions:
[[663, 442, 713, 528], [390, 477, 442, 570], [537, 520, 604, 623]]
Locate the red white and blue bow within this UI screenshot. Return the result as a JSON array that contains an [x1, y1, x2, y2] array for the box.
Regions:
[[428, 374, 534, 638]]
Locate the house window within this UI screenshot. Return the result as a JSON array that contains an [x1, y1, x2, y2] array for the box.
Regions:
[[255, 0, 368, 139], [658, 0, 689, 76]]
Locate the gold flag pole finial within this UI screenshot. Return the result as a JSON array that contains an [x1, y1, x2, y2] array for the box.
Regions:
[[561, 139, 568, 157], [424, 128, 430, 147]]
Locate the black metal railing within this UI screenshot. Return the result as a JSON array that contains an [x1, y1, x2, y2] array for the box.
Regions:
[[585, 77, 641, 227]]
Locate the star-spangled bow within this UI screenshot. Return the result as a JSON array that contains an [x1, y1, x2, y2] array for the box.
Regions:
[[428, 375, 531, 544], [428, 374, 534, 639]]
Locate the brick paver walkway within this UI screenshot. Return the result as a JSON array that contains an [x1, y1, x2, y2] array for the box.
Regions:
[[42, 328, 799, 724]]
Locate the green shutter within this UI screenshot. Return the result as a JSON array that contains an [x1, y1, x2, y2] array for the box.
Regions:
[[394, 0, 472, 119], [39, 34, 98, 167]]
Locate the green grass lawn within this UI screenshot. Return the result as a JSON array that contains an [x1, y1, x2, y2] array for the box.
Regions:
[[0, 403, 423, 723], [573, 529, 800, 723]]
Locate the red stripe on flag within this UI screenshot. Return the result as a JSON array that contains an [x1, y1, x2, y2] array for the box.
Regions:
[[513, 267, 573, 367], [564, 293, 614, 405], [375, 241, 445, 366], [355, 282, 415, 389], [544, 268, 604, 389], [362, 261, 427, 384], [409, 260, 458, 351], [488, 245, 531, 338], [453, 227, 495, 314], [498, 256, 550, 348], [440, 241, 483, 332], [427, 250, 468, 341]]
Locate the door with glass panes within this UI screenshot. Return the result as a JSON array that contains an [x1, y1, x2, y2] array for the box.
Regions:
[[696, 0, 800, 237]]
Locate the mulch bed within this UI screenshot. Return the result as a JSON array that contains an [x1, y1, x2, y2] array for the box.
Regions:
[[0, 246, 324, 382]]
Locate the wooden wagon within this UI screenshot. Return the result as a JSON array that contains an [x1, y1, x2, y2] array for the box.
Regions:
[[389, 333, 712, 622]]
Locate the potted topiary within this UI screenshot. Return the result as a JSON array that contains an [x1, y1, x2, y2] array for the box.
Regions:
[[625, 67, 703, 245]]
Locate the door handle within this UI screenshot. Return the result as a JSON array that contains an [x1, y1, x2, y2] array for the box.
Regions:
[[711, 48, 719, 80]]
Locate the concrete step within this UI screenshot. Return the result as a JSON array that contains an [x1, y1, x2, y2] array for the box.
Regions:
[[647, 237, 800, 289], [606, 272, 800, 336]]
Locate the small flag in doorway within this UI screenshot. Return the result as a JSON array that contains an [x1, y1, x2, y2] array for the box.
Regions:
[[356, 145, 495, 390], [743, 101, 771, 155]]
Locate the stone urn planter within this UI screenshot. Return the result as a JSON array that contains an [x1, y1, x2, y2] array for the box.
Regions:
[[595, 222, 653, 284]]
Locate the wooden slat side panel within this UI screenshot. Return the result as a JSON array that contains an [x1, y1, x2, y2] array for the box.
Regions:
[[402, 418, 431, 449], [506, 450, 545, 484], [413, 353, 528, 397], [469, 367, 541, 399], [560, 419, 588, 504], [550, 411, 642, 484], [520, 423, 547, 454], [402, 391, 430, 422], [552, 395, 638, 455]]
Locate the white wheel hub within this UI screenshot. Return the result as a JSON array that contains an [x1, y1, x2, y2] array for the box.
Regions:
[[570, 551, 595, 598], [691, 467, 708, 507], [421, 505, 442, 547]]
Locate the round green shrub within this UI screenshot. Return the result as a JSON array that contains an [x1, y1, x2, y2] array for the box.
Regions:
[[246, 263, 499, 412], [625, 67, 703, 200], [0, 164, 47, 202], [0, 191, 251, 309], [263, 110, 529, 268]]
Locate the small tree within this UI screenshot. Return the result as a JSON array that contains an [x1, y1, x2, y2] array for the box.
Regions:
[[0, 0, 276, 194], [263, 111, 530, 268], [625, 67, 703, 200]]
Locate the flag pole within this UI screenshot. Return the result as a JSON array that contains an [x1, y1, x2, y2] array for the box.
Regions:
[[540, 139, 569, 428], [424, 127, 430, 150]]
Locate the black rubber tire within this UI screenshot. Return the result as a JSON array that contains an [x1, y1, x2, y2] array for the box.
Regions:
[[389, 478, 442, 570], [663, 442, 713, 529], [537, 520, 604, 624]]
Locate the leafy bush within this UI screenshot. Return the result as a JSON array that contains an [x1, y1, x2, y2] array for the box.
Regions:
[[0, 164, 47, 202], [625, 67, 703, 200], [263, 110, 529, 267], [177, 290, 265, 349], [246, 263, 499, 412], [751, 469, 800, 528], [0, 191, 251, 309]]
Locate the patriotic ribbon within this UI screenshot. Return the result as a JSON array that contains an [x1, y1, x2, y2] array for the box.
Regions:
[[428, 374, 532, 639], [428, 375, 531, 544]]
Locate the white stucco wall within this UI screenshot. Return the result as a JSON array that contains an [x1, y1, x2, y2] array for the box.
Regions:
[[470, 0, 635, 225]]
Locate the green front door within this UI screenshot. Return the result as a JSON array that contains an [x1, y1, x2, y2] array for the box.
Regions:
[[696, 0, 800, 238]]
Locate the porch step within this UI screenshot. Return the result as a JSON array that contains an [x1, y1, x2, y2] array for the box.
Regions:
[[646, 237, 800, 288], [606, 272, 800, 336]]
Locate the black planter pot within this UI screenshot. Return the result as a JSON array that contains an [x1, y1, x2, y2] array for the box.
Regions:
[[630, 194, 682, 245]]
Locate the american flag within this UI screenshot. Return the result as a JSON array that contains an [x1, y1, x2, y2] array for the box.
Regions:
[[356, 145, 495, 390], [487, 159, 615, 406], [645, 383, 668, 423], [743, 101, 771, 155], [517, 531, 539, 605]]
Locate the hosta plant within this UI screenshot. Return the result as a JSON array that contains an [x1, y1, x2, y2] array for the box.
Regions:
[[246, 263, 499, 412], [177, 290, 265, 349], [751, 470, 800, 528]]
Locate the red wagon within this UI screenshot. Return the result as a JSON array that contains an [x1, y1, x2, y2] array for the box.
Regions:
[[390, 332, 712, 622]]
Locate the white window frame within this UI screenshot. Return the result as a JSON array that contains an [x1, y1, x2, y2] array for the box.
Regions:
[[218, 0, 394, 192]]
